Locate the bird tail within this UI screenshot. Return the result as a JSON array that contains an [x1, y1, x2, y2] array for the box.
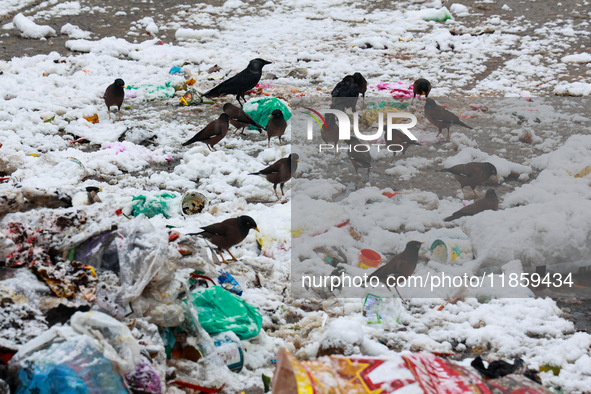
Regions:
[[203, 84, 224, 98], [248, 172, 261, 176], [456, 120, 473, 129], [443, 215, 455, 222], [182, 134, 203, 146]]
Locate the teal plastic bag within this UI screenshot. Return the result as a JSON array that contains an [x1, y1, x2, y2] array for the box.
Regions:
[[131, 193, 177, 219], [187, 286, 262, 340], [243, 97, 291, 129]]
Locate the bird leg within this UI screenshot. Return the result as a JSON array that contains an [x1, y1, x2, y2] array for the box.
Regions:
[[218, 250, 230, 264], [435, 129, 441, 138], [108, 109, 112, 120], [446, 128, 451, 140], [227, 249, 238, 262], [471, 187, 479, 199], [279, 137, 282, 146], [461, 187, 468, 200], [267, 139, 271, 148], [390, 154, 396, 163], [273, 186, 279, 200], [118, 109, 122, 121], [280, 183, 285, 196]]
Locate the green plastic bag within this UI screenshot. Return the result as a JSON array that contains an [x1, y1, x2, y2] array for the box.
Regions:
[[243, 97, 291, 129], [187, 286, 262, 340], [131, 192, 177, 218]]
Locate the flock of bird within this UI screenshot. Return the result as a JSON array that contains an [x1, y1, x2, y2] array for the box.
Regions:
[[102, 57, 502, 290]]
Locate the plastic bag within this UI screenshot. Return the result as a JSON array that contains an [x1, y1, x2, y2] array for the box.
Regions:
[[70, 311, 140, 374], [185, 286, 262, 340], [242, 97, 291, 129], [117, 216, 168, 304], [131, 192, 177, 219], [15, 336, 128, 394], [125, 357, 162, 394]]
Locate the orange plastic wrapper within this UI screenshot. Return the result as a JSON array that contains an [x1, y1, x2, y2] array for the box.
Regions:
[[271, 349, 553, 394], [83, 114, 99, 124]]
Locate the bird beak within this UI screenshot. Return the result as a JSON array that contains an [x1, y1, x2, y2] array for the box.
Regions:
[[254, 227, 260, 232], [268, 114, 273, 118], [263, 60, 272, 65], [122, 85, 126, 88]]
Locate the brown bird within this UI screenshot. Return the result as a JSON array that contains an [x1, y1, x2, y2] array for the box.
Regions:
[[321, 113, 339, 157], [353, 72, 367, 108], [249, 154, 299, 199], [411, 78, 431, 103], [369, 241, 423, 299], [346, 137, 372, 176], [223, 103, 263, 134], [266, 109, 287, 147], [192, 215, 259, 264], [104, 78, 125, 121], [385, 129, 421, 163], [444, 189, 498, 221], [424, 98, 472, 140], [182, 113, 230, 151], [442, 162, 498, 199]]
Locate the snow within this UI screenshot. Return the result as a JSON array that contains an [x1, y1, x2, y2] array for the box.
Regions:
[[554, 81, 591, 96], [561, 53, 591, 63], [12, 13, 56, 39]]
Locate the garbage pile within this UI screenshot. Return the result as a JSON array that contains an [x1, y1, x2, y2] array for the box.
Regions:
[[0, 199, 560, 393], [0, 203, 267, 392]]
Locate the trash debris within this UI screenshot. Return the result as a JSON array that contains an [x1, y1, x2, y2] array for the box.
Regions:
[[126, 82, 175, 99], [362, 293, 402, 324], [14, 335, 129, 393], [358, 249, 381, 269], [185, 286, 262, 340], [83, 113, 99, 123], [131, 192, 178, 218], [429, 238, 472, 264], [242, 97, 291, 129], [124, 357, 162, 394], [181, 190, 207, 215], [217, 270, 243, 296]]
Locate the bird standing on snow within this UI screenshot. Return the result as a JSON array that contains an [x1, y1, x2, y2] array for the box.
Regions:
[[444, 189, 499, 221], [369, 241, 423, 299], [321, 113, 339, 157], [442, 162, 498, 199], [424, 98, 472, 140], [411, 78, 431, 103], [353, 72, 367, 108], [331, 75, 360, 112], [266, 109, 287, 147], [346, 137, 372, 176], [250, 154, 299, 199], [204, 58, 271, 106], [182, 113, 230, 151], [191, 215, 259, 264], [104, 78, 125, 121], [223, 103, 263, 134], [385, 129, 421, 163]]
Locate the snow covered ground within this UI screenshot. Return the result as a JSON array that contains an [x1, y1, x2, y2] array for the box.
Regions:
[[1, 0, 591, 392]]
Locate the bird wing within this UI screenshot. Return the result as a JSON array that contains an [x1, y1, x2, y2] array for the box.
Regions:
[[349, 150, 372, 168], [251, 159, 284, 175], [205, 69, 258, 97], [444, 197, 495, 221], [444, 164, 471, 177], [199, 221, 230, 237]]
